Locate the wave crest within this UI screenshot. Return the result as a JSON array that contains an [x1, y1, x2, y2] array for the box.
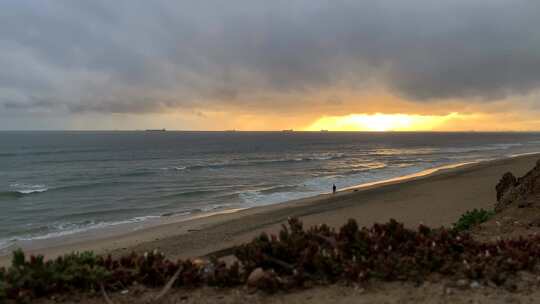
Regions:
[[162, 153, 347, 171], [0, 184, 49, 199]]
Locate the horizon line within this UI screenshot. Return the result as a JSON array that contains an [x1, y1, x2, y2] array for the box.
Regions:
[[1, 129, 540, 133]]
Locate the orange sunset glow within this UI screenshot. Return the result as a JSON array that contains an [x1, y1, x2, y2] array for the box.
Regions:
[[2, 0, 540, 133], [304, 113, 464, 132]]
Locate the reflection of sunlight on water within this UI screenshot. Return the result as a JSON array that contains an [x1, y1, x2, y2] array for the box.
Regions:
[[334, 161, 387, 173], [369, 148, 438, 155], [341, 161, 478, 191]]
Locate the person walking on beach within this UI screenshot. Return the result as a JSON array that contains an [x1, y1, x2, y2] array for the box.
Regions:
[[332, 184, 337, 194]]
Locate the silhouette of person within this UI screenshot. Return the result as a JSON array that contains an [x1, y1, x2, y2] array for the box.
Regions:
[[332, 184, 337, 194]]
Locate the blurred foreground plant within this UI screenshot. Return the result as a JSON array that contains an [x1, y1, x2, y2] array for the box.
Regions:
[[2, 216, 540, 302]]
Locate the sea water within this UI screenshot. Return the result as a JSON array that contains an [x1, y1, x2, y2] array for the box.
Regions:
[[1, 131, 540, 250]]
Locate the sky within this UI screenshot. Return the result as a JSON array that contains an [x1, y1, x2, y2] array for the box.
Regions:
[[1, 0, 540, 131]]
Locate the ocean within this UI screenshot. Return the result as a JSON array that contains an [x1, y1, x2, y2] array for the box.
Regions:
[[1, 131, 540, 251]]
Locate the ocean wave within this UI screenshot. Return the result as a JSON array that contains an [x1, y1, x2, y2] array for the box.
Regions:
[[179, 153, 347, 171], [159, 188, 230, 199], [369, 148, 438, 156], [0, 239, 16, 251], [147, 154, 347, 173], [0, 202, 254, 250], [369, 144, 523, 157], [0, 215, 161, 250], [49, 181, 126, 192], [6, 180, 136, 198], [0, 202, 241, 249], [508, 151, 540, 158], [156, 166, 189, 172], [160, 210, 193, 217], [62, 208, 162, 219], [1, 180, 133, 198], [0, 148, 110, 158], [34, 156, 166, 165], [213, 185, 302, 202], [199, 203, 234, 212], [161, 203, 234, 217], [299, 153, 346, 161], [15, 188, 48, 194], [119, 169, 156, 177], [0, 184, 49, 198], [394, 163, 415, 168], [238, 188, 319, 207], [443, 143, 523, 154], [258, 185, 301, 195]]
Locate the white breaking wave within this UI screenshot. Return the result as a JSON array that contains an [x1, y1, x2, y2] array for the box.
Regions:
[[158, 153, 347, 172], [9, 183, 49, 194], [0, 215, 161, 251]]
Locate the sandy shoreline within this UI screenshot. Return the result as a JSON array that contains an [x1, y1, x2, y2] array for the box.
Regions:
[[1, 153, 539, 266]]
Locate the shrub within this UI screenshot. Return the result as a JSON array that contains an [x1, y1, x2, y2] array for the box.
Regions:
[[3, 249, 110, 299], [3, 217, 540, 301], [453, 209, 495, 232], [235, 217, 540, 286]]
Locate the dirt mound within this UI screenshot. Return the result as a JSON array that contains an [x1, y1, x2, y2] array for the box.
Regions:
[[472, 158, 540, 242]]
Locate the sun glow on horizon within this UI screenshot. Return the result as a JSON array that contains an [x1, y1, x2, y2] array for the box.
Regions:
[[305, 112, 463, 131]]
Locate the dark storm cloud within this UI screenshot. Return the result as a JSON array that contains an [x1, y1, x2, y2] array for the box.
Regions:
[[1, 0, 540, 114]]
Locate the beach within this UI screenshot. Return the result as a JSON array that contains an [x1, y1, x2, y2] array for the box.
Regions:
[[2, 152, 539, 267]]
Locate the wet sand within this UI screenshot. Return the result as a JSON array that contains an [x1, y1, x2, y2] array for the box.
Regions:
[[1, 153, 539, 266]]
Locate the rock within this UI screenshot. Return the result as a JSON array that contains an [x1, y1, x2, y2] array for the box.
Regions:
[[246, 268, 280, 291], [469, 281, 481, 289], [247, 268, 266, 286], [496, 172, 517, 202], [495, 160, 540, 212]]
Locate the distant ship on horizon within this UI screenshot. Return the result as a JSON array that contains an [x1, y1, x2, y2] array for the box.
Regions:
[[145, 128, 166, 132]]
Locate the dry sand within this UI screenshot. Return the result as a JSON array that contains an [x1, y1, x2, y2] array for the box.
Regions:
[[2, 153, 539, 267]]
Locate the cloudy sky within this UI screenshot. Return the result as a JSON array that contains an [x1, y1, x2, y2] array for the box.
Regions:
[[1, 0, 540, 130]]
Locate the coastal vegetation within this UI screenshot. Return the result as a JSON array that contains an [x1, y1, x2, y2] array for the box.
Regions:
[[452, 209, 494, 232], [2, 216, 540, 302]]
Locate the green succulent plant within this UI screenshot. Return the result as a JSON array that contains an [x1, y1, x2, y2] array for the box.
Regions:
[[453, 208, 495, 232]]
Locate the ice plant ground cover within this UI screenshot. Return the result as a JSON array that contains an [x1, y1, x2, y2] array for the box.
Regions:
[[1, 216, 540, 302]]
